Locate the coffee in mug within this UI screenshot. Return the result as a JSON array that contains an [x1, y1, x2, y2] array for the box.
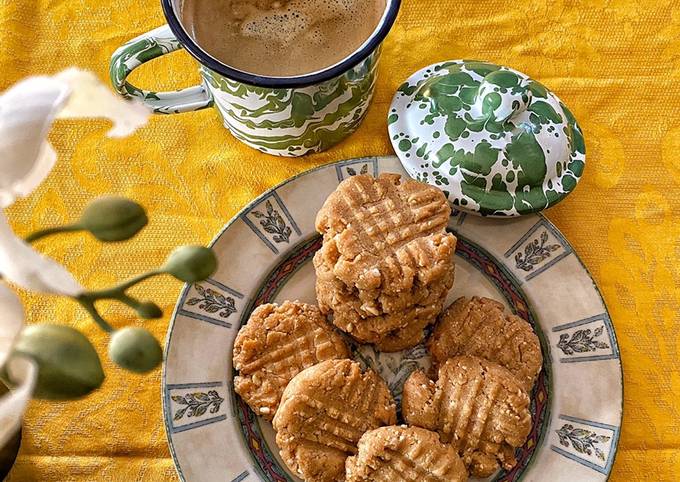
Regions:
[[180, 0, 387, 77]]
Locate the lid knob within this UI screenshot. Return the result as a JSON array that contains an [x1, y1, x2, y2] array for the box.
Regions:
[[470, 70, 532, 124]]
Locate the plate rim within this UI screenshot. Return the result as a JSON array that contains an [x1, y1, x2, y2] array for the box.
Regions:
[[161, 156, 623, 482]]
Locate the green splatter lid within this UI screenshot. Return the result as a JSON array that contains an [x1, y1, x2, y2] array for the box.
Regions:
[[388, 60, 585, 217]]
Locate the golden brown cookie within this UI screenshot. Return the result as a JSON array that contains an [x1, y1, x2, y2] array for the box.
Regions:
[[401, 356, 531, 478], [273, 359, 397, 482], [346, 426, 468, 482], [314, 173, 456, 351], [428, 296, 542, 391], [316, 232, 455, 351], [233, 301, 349, 420]]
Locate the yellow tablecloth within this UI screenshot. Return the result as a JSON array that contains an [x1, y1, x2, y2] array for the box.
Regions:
[[1, 0, 678, 480]]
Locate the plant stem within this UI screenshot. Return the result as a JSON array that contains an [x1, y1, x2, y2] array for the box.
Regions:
[[116, 292, 142, 310], [73, 270, 166, 332], [77, 300, 114, 333], [81, 270, 164, 300], [25, 224, 83, 243], [115, 270, 165, 293]]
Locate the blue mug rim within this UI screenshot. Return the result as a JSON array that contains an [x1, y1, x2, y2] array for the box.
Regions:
[[161, 0, 401, 88]]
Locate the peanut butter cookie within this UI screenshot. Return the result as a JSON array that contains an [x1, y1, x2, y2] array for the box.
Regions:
[[428, 296, 542, 391], [233, 301, 350, 420], [314, 173, 455, 351], [401, 355, 531, 477], [273, 359, 397, 482], [346, 425, 468, 482]]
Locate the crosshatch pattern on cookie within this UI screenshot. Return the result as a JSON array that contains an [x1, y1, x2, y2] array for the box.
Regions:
[[401, 357, 532, 477], [314, 173, 455, 351], [315, 173, 452, 288], [233, 301, 350, 419], [273, 360, 396, 481]]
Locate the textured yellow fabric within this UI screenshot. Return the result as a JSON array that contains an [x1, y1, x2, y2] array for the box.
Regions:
[[0, 0, 678, 480]]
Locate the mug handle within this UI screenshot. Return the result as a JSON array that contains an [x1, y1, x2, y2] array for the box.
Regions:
[[110, 25, 213, 114]]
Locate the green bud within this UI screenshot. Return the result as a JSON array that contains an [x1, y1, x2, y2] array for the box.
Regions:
[[11, 325, 104, 400], [108, 327, 162, 373], [137, 301, 163, 319], [79, 196, 148, 242], [163, 245, 217, 282]]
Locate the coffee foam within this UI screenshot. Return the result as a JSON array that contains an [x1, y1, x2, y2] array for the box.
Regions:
[[240, 0, 363, 44], [181, 0, 386, 76]]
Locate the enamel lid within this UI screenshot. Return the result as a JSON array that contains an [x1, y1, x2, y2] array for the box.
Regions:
[[388, 60, 585, 217]]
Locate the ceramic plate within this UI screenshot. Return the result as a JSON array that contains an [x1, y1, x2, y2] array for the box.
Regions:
[[162, 156, 622, 482]]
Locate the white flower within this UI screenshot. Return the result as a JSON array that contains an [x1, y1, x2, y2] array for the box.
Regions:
[[54, 69, 149, 138], [0, 356, 37, 448], [0, 284, 24, 369], [0, 212, 83, 296], [0, 68, 149, 208], [0, 283, 34, 449]]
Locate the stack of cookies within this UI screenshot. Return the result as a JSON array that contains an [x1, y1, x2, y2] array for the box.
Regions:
[[232, 173, 543, 482], [314, 173, 456, 352]]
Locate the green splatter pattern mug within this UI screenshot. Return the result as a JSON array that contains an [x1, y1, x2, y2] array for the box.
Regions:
[[110, 0, 400, 156]]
